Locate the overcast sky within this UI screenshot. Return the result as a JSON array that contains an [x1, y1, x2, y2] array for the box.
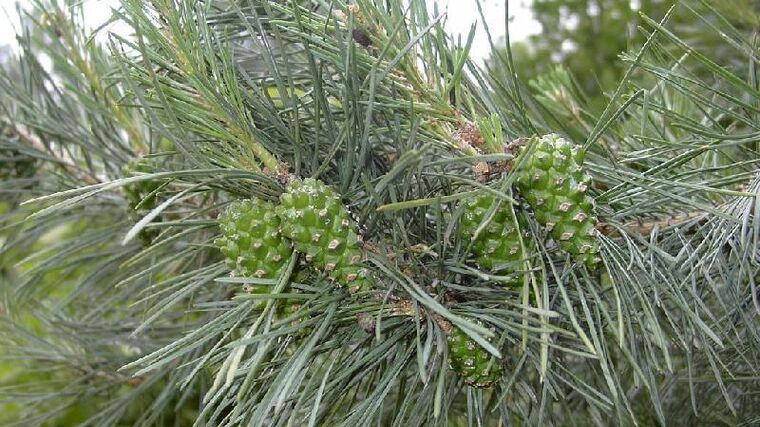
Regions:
[[0, 0, 539, 61]]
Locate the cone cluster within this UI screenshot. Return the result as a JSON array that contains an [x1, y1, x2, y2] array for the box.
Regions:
[[214, 178, 369, 292], [460, 134, 599, 279], [447, 322, 501, 388], [515, 134, 599, 267]]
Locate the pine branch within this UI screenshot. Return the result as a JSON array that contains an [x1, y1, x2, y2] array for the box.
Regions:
[[1, 0, 759, 425], [598, 209, 710, 237]]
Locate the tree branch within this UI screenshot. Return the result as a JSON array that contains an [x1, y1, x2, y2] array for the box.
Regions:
[[598, 210, 710, 237]]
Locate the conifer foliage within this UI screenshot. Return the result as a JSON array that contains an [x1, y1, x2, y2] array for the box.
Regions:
[[0, 1, 759, 426]]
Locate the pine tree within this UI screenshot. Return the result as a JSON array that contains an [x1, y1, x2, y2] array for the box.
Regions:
[[0, 1, 758, 426]]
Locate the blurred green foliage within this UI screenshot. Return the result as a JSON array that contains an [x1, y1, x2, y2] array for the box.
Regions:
[[502, 0, 760, 110]]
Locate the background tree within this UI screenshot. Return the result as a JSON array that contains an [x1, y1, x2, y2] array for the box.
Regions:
[[501, 0, 760, 110]]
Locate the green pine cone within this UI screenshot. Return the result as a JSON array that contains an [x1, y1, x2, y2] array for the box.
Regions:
[[447, 322, 501, 388], [123, 158, 162, 211], [460, 193, 528, 284], [215, 199, 293, 279], [123, 158, 164, 245], [276, 178, 369, 292], [516, 134, 600, 267], [0, 149, 36, 181]]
